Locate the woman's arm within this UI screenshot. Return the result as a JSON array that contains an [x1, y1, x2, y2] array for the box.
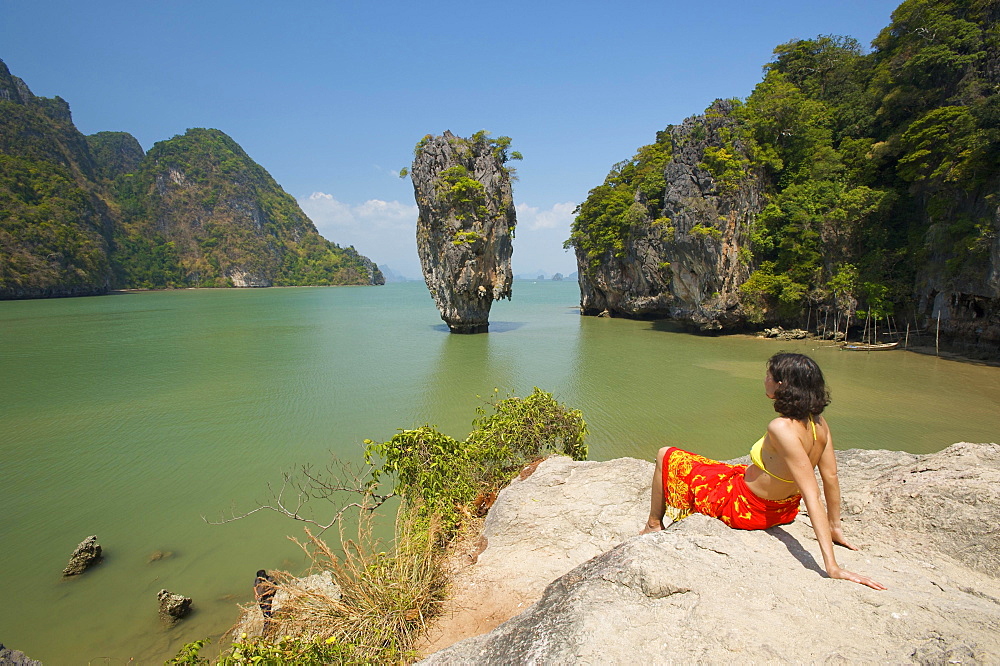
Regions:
[[816, 426, 856, 550], [768, 420, 886, 590]]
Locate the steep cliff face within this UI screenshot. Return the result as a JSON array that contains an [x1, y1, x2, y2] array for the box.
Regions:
[[577, 101, 763, 330], [410, 131, 516, 333], [912, 189, 1000, 354], [0, 58, 113, 299]]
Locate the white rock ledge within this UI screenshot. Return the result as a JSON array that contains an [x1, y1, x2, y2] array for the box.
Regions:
[[421, 443, 1000, 664]]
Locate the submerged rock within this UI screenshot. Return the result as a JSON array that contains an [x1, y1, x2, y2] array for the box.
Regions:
[[410, 131, 517, 333], [157, 589, 192, 622], [62, 535, 102, 576], [148, 549, 174, 563]]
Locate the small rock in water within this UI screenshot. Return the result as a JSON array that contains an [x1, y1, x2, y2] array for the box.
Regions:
[[157, 589, 193, 621], [62, 535, 102, 576], [0, 644, 43, 666], [148, 550, 174, 563]]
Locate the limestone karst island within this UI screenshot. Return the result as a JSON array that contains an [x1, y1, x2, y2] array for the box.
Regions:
[[2, 0, 1000, 663], [409, 131, 518, 334]]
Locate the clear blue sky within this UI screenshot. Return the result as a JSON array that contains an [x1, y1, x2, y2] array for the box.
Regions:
[[2, 0, 902, 279]]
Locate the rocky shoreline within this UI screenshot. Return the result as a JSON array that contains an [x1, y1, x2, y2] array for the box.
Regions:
[[419, 443, 1000, 663]]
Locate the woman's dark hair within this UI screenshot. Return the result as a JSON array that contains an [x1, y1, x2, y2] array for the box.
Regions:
[[256, 569, 268, 578], [767, 352, 830, 420]]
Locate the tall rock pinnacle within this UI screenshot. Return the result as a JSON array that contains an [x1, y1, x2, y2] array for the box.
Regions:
[[410, 131, 518, 333]]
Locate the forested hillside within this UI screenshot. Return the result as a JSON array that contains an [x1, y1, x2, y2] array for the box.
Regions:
[[567, 0, 999, 352], [0, 59, 382, 298], [111, 128, 382, 288]]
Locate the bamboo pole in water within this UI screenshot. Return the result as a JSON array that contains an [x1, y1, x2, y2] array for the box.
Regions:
[[905, 323, 910, 348], [936, 311, 941, 356]]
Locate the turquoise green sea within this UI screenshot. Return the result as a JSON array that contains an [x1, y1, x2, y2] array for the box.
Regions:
[[2, 280, 998, 663]]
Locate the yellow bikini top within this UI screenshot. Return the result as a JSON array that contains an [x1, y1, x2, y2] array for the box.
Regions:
[[750, 415, 817, 484]]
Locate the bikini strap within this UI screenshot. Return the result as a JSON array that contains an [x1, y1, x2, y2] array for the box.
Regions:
[[809, 415, 817, 441]]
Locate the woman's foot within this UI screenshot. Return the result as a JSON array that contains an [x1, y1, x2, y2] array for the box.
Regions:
[[640, 518, 664, 535]]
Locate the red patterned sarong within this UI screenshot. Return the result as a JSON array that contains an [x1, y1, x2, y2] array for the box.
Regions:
[[663, 447, 800, 530]]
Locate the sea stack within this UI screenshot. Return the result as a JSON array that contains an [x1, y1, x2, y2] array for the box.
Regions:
[[410, 131, 518, 333]]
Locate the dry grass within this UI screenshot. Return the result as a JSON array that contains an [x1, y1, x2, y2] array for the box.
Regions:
[[227, 505, 448, 664]]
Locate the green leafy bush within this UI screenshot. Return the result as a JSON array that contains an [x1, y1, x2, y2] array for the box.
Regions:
[[365, 388, 587, 530], [467, 387, 588, 483]]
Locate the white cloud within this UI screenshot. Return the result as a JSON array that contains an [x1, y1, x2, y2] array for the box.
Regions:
[[354, 198, 415, 225], [300, 192, 421, 277], [515, 201, 577, 231], [304, 193, 415, 231]]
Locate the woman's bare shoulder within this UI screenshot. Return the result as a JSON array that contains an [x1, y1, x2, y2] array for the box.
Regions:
[[766, 416, 796, 434]]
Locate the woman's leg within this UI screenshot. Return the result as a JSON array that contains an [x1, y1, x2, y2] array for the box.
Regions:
[[641, 446, 671, 534]]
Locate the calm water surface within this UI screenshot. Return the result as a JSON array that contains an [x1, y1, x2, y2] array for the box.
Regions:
[[2, 281, 998, 662]]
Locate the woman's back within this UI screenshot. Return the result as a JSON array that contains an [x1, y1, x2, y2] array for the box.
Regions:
[[745, 415, 829, 500]]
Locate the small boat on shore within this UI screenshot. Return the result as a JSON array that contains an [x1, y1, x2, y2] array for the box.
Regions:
[[842, 341, 899, 351]]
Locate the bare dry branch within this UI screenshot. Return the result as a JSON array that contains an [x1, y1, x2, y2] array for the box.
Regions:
[[203, 457, 396, 533]]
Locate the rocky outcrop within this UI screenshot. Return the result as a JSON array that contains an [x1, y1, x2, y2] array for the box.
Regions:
[[761, 326, 810, 340], [421, 443, 1000, 663], [577, 100, 763, 330], [157, 589, 193, 622], [0, 644, 42, 666], [62, 535, 102, 576], [86, 131, 145, 181], [227, 269, 271, 288], [410, 131, 516, 333], [356, 253, 384, 287]]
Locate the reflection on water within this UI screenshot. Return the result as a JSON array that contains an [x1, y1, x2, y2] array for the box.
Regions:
[[1, 281, 998, 662]]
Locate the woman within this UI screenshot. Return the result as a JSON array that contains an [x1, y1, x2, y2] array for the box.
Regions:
[[641, 352, 885, 590]]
